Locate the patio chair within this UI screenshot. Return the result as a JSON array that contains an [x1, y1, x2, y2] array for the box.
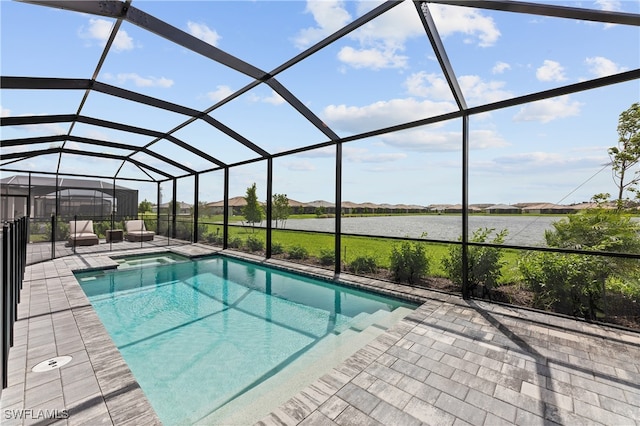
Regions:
[[125, 219, 155, 242], [68, 220, 99, 246]]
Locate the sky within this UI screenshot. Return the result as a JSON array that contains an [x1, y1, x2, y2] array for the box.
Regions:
[[1, 0, 639, 207]]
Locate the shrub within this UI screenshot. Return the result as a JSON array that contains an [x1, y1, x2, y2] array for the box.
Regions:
[[228, 236, 243, 249], [203, 231, 223, 245], [319, 248, 335, 266], [45, 217, 69, 241], [271, 242, 284, 255], [246, 235, 264, 252], [442, 228, 507, 297], [288, 245, 308, 260], [390, 241, 430, 284], [519, 252, 607, 319], [518, 208, 640, 320], [349, 256, 378, 274]]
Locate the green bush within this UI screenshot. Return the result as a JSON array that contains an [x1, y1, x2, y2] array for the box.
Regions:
[[203, 231, 223, 245], [45, 217, 69, 241], [390, 241, 430, 284], [442, 228, 507, 297], [518, 208, 640, 320], [519, 252, 607, 319], [271, 242, 284, 255], [228, 236, 243, 249], [288, 245, 308, 260], [246, 235, 264, 252], [349, 256, 378, 274], [319, 248, 335, 266]]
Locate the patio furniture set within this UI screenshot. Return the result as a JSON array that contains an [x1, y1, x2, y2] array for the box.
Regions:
[[67, 219, 154, 246]]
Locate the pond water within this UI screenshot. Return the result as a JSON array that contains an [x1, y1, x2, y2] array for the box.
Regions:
[[278, 215, 563, 246]]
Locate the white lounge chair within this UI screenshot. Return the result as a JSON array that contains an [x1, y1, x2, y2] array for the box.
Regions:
[[125, 219, 155, 242], [68, 220, 99, 246]]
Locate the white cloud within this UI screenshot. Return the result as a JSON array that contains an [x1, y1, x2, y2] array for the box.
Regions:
[[187, 21, 221, 46], [381, 128, 508, 152], [263, 90, 286, 106], [343, 146, 406, 163], [282, 160, 317, 171], [207, 85, 234, 102], [458, 75, 512, 104], [585, 56, 627, 77], [337, 46, 408, 70], [595, 0, 621, 12], [323, 98, 456, 133], [404, 72, 512, 104], [31, 123, 68, 135], [536, 60, 567, 82], [513, 96, 583, 123], [79, 18, 134, 51], [492, 61, 511, 74], [293, 1, 352, 49], [249, 90, 285, 105], [488, 151, 605, 172], [104, 73, 173, 88], [430, 4, 501, 47]]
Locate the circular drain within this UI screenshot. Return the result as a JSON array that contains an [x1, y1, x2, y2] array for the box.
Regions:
[[32, 355, 72, 373]]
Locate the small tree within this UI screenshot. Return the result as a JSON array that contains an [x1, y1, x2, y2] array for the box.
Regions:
[[138, 199, 153, 214], [242, 183, 263, 230], [608, 102, 640, 207], [272, 193, 291, 229]]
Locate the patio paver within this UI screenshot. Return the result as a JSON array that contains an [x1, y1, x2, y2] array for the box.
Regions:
[[1, 242, 639, 425]]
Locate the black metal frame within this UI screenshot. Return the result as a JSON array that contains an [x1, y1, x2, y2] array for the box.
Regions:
[[1, 0, 639, 294]]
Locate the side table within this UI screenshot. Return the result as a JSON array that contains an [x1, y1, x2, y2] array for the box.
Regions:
[[106, 229, 124, 243]]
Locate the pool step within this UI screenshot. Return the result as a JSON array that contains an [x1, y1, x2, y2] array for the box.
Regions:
[[206, 306, 414, 425]]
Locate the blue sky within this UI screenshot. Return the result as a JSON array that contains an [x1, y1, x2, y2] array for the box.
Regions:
[[1, 0, 639, 207]]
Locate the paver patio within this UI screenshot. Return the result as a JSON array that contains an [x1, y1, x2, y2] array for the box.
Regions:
[[1, 242, 639, 425]]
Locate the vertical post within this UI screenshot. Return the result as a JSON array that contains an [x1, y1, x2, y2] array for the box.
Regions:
[[2, 222, 8, 389], [194, 174, 199, 243], [266, 158, 273, 259], [72, 215, 77, 253], [172, 179, 177, 239], [461, 114, 470, 299], [27, 173, 31, 243], [223, 168, 229, 249], [50, 214, 55, 260], [334, 142, 342, 275], [156, 183, 161, 237], [112, 177, 116, 230]]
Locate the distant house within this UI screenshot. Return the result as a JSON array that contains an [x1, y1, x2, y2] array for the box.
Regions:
[[443, 204, 483, 214], [521, 203, 575, 214], [154, 201, 193, 215], [485, 204, 521, 214]]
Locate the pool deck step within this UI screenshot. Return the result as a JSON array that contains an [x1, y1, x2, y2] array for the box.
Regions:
[[204, 307, 414, 426]]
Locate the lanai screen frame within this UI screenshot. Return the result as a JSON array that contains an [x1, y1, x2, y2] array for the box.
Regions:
[[1, 0, 639, 297]]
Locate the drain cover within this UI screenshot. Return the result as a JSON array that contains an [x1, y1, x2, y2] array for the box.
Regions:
[[32, 355, 72, 372]]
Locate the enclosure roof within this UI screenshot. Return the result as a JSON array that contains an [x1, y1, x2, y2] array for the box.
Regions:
[[1, 0, 639, 184], [0, 174, 133, 191]]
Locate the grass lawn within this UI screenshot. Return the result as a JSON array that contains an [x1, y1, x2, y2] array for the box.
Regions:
[[200, 222, 521, 281]]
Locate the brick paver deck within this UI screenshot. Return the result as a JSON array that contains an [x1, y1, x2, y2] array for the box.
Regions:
[[1, 243, 639, 425]]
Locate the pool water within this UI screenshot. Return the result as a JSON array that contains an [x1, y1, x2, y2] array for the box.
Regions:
[[111, 252, 189, 269], [76, 256, 416, 425]]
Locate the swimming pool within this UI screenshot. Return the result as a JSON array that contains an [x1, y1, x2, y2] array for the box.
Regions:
[[76, 256, 417, 425]]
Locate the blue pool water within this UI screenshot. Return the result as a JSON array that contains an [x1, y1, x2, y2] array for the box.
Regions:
[[76, 256, 416, 425]]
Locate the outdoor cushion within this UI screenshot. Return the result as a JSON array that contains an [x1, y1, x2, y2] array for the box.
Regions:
[[125, 220, 155, 241], [68, 220, 99, 246]]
